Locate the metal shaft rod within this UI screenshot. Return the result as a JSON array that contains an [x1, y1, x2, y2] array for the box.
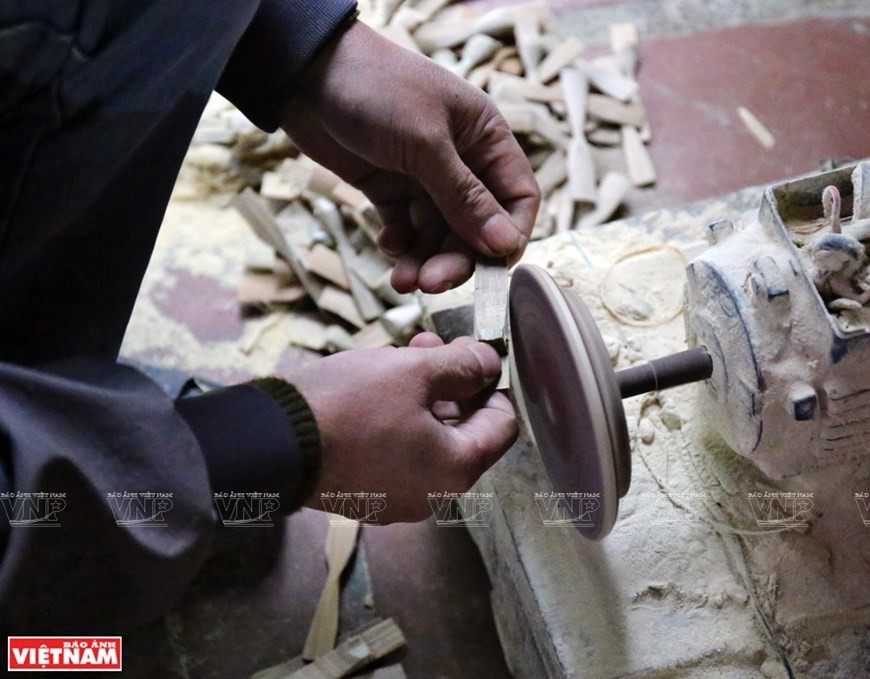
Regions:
[[616, 347, 712, 399]]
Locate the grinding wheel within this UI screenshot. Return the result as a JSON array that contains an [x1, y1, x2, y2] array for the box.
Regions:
[[509, 264, 631, 540]]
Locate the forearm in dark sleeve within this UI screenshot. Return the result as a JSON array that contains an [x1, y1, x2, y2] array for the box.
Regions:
[[0, 359, 215, 634], [0, 361, 322, 635], [175, 377, 321, 514], [216, 0, 359, 130]]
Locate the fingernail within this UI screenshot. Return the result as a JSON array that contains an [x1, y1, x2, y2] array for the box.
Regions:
[[482, 214, 521, 255]]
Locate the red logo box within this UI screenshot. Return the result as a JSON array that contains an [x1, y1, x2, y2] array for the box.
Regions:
[[8, 637, 122, 672]]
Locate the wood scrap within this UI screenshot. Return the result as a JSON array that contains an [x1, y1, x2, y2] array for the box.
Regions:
[[197, 5, 660, 358], [587, 93, 646, 128], [451, 34, 501, 79], [303, 244, 351, 290], [513, 5, 542, 81], [622, 124, 657, 186], [737, 106, 776, 150], [318, 286, 366, 329], [303, 519, 361, 661], [352, 321, 395, 348], [576, 171, 631, 228], [537, 35, 584, 83], [562, 68, 597, 205], [253, 618, 405, 679]]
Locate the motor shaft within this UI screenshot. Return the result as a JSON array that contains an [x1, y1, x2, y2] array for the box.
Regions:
[[616, 347, 712, 399]]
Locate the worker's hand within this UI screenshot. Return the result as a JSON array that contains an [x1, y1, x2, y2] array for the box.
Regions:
[[280, 21, 540, 294], [289, 333, 517, 523]]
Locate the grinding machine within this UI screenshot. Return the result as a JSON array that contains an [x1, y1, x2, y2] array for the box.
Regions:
[[509, 160, 870, 539]]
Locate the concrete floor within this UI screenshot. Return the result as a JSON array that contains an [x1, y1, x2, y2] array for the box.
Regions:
[[120, 1, 870, 677]]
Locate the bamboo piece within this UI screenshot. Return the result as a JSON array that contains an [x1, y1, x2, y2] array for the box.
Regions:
[[291, 618, 405, 679], [575, 60, 638, 102], [587, 94, 646, 128], [576, 171, 631, 228], [303, 518, 361, 661], [352, 320, 395, 348], [498, 55, 523, 76], [381, 301, 423, 338], [318, 286, 366, 328], [608, 22, 639, 78], [561, 68, 596, 205], [430, 47, 458, 69], [737, 106, 776, 150], [474, 257, 508, 354], [314, 198, 385, 321], [304, 244, 351, 290], [348, 246, 393, 289], [488, 72, 563, 104], [537, 35, 584, 84], [499, 102, 569, 149], [512, 5, 542, 81], [587, 125, 623, 146], [621, 124, 656, 186], [232, 189, 325, 302], [238, 271, 307, 306], [350, 203, 384, 244], [324, 324, 357, 352], [555, 184, 575, 234], [474, 256, 510, 390], [411, 0, 452, 24], [451, 34, 501, 79], [534, 149, 568, 199], [413, 6, 514, 52], [286, 316, 330, 352]]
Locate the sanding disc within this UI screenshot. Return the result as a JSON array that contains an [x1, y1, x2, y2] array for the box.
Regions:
[[509, 264, 631, 540]]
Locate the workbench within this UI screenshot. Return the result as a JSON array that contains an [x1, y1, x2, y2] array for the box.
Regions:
[[424, 180, 870, 678]]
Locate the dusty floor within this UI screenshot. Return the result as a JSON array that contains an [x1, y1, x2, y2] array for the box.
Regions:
[[120, 1, 870, 676]]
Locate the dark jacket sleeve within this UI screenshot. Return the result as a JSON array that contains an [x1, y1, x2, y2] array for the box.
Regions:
[[0, 360, 318, 635], [217, 0, 359, 131]]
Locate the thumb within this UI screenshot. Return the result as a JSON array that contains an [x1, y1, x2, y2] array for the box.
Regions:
[[419, 340, 503, 403], [417, 148, 522, 258]]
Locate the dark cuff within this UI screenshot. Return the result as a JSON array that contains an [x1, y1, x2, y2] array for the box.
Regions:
[[175, 379, 321, 514], [216, 0, 359, 131]]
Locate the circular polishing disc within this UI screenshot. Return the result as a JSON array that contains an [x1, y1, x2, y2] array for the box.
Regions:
[[509, 264, 631, 540]]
